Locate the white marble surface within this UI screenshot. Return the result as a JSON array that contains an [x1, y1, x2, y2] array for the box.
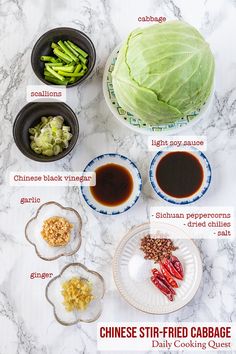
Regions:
[[0, 0, 236, 353]]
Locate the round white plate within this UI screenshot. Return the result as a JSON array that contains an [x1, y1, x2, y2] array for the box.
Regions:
[[113, 223, 202, 314], [103, 45, 214, 135]]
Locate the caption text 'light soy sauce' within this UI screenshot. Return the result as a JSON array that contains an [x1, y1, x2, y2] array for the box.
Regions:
[[90, 163, 134, 206]]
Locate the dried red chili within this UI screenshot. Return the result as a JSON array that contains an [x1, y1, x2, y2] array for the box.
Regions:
[[151, 268, 176, 302], [151, 275, 174, 302], [161, 255, 184, 280], [159, 262, 179, 288]]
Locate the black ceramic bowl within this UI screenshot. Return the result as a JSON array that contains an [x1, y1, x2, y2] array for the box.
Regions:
[[31, 27, 96, 87], [13, 102, 79, 162]]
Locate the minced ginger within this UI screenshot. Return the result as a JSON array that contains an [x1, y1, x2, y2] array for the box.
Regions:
[[61, 277, 94, 311]]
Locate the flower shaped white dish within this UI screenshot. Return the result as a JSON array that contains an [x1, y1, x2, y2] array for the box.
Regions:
[[81, 153, 142, 215], [45, 263, 105, 325], [149, 148, 212, 204], [25, 201, 82, 261]]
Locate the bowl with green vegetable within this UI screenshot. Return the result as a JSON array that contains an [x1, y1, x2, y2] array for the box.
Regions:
[[13, 102, 79, 162], [103, 21, 215, 134], [31, 27, 96, 87]]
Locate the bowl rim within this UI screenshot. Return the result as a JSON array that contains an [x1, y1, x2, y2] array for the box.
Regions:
[[103, 44, 215, 135], [31, 26, 96, 88], [25, 201, 82, 260], [149, 147, 212, 204], [45, 262, 105, 325], [13, 101, 79, 162], [81, 153, 142, 215]]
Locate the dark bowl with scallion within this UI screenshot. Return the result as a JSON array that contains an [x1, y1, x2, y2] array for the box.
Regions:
[[31, 27, 96, 87], [13, 102, 79, 162]]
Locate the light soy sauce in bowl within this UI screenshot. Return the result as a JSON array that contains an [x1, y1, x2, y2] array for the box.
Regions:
[[155, 151, 204, 198], [90, 163, 134, 207]]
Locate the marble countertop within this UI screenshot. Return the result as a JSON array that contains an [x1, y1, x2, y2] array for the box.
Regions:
[[0, 0, 236, 353]]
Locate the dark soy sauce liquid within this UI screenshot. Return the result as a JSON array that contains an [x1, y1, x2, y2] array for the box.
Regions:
[[155, 152, 204, 198], [90, 163, 134, 206]]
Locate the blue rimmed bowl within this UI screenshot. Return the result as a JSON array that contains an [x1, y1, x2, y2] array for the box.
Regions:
[[81, 153, 142, 215], [149, 148, 212, 205]]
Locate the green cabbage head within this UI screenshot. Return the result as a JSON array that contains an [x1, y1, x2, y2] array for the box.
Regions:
[[112, 21, 215, 124]]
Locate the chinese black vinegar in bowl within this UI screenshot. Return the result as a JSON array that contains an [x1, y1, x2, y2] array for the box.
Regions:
[[149, 149, 212, 204], [81, 154, 142, 215], [90, 163, 133, 206]]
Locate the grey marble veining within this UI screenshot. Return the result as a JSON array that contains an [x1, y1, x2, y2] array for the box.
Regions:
[[0, 0, 236, 353]]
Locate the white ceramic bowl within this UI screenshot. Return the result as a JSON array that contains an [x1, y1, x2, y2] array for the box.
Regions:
[[81, 153, 142, 215], [149, 148, 212, 204], [103, 45, 214, 135]]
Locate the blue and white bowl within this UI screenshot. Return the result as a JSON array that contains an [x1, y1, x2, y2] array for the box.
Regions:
[[81, 153, 142, 215], [149, 148, 212, 205]]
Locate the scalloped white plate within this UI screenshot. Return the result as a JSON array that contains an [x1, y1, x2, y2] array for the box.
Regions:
[[113, 223, 202, 314]]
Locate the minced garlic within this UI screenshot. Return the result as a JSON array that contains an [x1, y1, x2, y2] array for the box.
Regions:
[[41, 216, 73, 247]]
